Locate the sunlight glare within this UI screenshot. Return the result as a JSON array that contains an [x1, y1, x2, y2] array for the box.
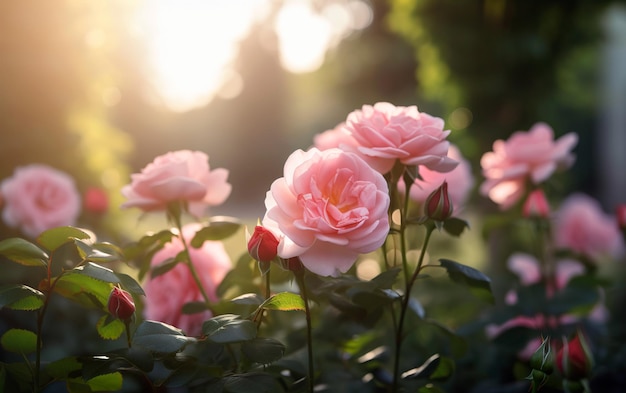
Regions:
[[137, 0, 265, 112]]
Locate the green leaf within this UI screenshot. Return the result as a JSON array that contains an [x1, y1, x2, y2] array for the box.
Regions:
[[37, 226, 90, 252], [0, 238, 48, 267], [53, 272, 114, 310], [259, 292, 305, 312], [190, 216, 241, 247], [443, 217, 470, 237], [46, 357, 82, 379], [0, 285, 44, 311], [96, 314, 125, 340], [116, 273, 146, 296], [149, 257, 180, 279], [430, 356, 455, 380], [1, 328, 37, 354], [181, 301, 210, 315], [241, 337, 285, 364], [223, 373, 284, 393], [438, 259, 493, 303], [133, 320, 193, 353], [74, 262, 120, 284], [85, 372, 123, 391], [231, 293, 264, 306], [203, 314, 257, 343]]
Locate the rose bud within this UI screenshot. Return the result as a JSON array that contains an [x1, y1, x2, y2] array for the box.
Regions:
[[616, 204, 626, 231], [424, 181, 454, 221], [523, 189, 550, 218], [108, 287, 135, 321], [247, 225, 279, 262], [84, 187, 109, 214], [529, 336, 554, 374], [556, 330, 594, 381]]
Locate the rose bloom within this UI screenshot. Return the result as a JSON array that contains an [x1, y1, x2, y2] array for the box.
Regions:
[[553, 193, 624, 261], [480, 122, 578, 209], [143, 223, 231, 336], [121, 150, 231, 217], [83, 187, 109, 215], [398, 145, 474, 213], [1, 164, 81, 238], [342, 102, 458, 174], [263, 148, 390, 276]]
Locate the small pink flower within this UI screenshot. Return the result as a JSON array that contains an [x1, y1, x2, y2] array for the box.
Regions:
[[263, 148, 390, 276], [399, 145, 474, 213], [480, 123, 578, 209], [1, 164, 81, 238], [121, 150, 231, 217], [313, 122, 358, 151], [84, 187, 109, 215], [554, 194, 624, 260], [342, 102, 458, 174], [523, 189, 550, 218], [143, 223, 231, 336], [424, 181, 453, 221]]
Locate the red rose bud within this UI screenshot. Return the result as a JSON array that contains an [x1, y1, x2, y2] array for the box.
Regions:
[[424, 181, 453, 221], [523, 189, 550, 218], [556, 330, 594, 381], [108, 287, 135, 321], [616, 204, 626, 231], [247, 225, 279, 262], [84, 187, 109, 214]]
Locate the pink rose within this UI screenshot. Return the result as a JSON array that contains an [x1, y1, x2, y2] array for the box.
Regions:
[[1, 164, 81, 238], [121, 150, 231, 217], [313, 122, 358, 151], [553, 193, 624, 260], [143, 223, 231, 336], [399, 145, 474, 213], [480, 123, 578, 209], [262, 148, 390, 276], [342, 102, 458, 174]]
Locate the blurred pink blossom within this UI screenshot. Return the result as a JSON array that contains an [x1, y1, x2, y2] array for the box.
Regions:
[[522, 189, 550, 218], [554, 193, 624, 260], [1, 164, 81, 237], [263, 148, 390, 276], [398, 145, 474, 213], [313, 122, 358, 151], [143, 223, 231, 336], [480, 123, 578, 209], [121, 150, 231, 217], [487, 253, 607, 359], [342, 102, 458, 174]]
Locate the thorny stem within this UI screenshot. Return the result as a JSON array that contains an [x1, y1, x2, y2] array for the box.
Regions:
[[169, 205, 212, 306], [392, 224, 435, 393]]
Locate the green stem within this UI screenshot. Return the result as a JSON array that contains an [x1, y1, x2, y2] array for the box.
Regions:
[[256, 268, 271, 329], [392, 224, 435, 393], [295, 272, 314, 393], [170, 207, 212, 306]]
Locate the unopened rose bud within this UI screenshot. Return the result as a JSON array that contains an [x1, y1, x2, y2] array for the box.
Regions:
[[84, 187, 109, 215], [529, 337, 554, 374], [616, 204, 626, 231], [247, 226, 279, 262], [108, 287, 135, 321], [424, 181, 453, 221], [556, 330, 594, 381], [523, 189, 550, 218]]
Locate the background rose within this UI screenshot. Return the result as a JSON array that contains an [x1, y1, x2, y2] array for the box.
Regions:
[[398, 144, 474, 213], [553, 193, 624, 261], [121, 150, 231, 217], [480, 122, 578, 209], [342, 102, 457, 174], [312, 122, 358, 151], [263, 148, 390, 276], [143, 223, 231, 336], [1, 164, 81, 238]]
